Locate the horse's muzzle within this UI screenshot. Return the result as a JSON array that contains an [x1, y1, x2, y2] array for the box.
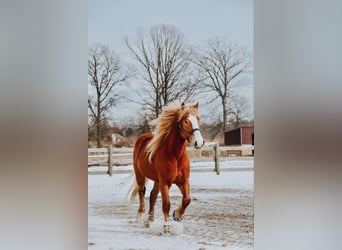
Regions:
[[194, 139, 205, 149]]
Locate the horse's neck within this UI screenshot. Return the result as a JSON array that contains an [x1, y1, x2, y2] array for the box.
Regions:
[[165, 123, 186, 157]]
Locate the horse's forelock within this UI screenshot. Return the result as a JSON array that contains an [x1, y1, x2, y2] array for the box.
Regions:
[[177, 104, 198, 121]]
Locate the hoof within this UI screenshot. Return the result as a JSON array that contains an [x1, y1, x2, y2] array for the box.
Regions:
[[148, 214, 154, 222], [163, 224, 171, 234], [173, 210, 183, 222], [143, 220, 151, 228]]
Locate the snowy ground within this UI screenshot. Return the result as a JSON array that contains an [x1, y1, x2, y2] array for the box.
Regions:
[[88, 158, 254, 250]]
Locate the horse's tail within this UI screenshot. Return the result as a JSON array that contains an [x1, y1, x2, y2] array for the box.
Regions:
[[121, 171, 135, 202], [129, 182, 139, 203]]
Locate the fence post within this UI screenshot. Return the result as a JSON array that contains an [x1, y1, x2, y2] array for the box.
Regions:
[[107, 145, 112, 176], [214, 142, 220, 175]]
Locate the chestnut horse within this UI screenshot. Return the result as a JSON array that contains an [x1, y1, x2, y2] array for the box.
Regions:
[[130, 102, 204, 232]]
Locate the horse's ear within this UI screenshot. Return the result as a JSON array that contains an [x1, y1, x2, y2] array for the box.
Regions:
[[181, 101, 185, 110], [194, 102, 199, 110]]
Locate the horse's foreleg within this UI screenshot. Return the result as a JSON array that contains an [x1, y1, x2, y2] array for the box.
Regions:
[[148, 181, 159, 222], [174, 180, 191, 221], [159, 182, 171, 222], [159, 182, 171, 233]]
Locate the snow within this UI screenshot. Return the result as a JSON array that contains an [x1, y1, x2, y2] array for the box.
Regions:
[[89, 159, 254, 250]]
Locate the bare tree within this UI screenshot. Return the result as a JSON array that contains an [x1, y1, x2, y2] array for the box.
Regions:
[[125, 24, 200, 119], [227, 93, 250, 129], [194, 39, 250, 131], [88, 43, 130, 147]]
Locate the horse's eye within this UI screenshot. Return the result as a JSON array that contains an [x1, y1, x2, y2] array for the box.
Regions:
[[184, 120, 189, 125]]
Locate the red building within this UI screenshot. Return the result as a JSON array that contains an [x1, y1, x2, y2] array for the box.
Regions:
[[224, 127, 254, 145]]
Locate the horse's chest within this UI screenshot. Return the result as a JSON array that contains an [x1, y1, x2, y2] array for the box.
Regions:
[[164, 161, 187, 184]]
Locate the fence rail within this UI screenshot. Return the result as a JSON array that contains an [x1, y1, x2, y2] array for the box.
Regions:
[[88, 145, 253, 154], [88, 144, 254, 175]]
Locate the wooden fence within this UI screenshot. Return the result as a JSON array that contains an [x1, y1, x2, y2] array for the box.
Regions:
[[88, 143, 254, 175]]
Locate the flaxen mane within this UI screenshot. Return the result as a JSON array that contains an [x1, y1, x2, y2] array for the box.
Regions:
[[146, 103, 198, 162]]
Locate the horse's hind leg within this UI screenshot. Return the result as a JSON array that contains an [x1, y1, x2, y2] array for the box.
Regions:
[[148, 181, 159, 222], [174, 180, 191, 221], [135, 173, 146, 222]]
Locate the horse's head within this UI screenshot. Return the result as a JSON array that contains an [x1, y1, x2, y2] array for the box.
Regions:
[[178, 102, 205, 149]]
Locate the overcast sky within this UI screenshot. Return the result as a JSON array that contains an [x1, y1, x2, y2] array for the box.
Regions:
[[88, 0, 253, 124]]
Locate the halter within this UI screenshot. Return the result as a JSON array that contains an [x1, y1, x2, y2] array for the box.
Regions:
[[178, 123, 201, 143]]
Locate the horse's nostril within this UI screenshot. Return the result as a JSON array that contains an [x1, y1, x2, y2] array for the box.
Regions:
[[195, 141, 198, 147]]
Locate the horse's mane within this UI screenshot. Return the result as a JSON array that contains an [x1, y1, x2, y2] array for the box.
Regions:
[[146, 102, 198, 163]]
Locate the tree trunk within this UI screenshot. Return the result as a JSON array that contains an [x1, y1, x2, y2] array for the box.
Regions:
[[155, 88, 160, 118], [96, 118, 101, 147], [222, 98, 227, 132], [96, 96, 102, 148]]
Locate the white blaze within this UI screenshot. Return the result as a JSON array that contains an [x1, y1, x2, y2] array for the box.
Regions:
[[188, 114, 204, 148]]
